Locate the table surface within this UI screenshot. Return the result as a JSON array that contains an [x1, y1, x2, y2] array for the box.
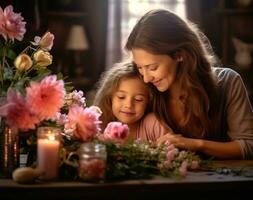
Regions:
[[1, 160, 253, 200]]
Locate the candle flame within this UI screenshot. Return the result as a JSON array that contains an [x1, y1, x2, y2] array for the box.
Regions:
[[48, 135, 55, 141]]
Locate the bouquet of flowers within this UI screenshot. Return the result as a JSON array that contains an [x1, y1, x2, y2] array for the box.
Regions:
[[0, 5, 55, 96], [0, 4, 70, 179], [0, 5, 65, 132]]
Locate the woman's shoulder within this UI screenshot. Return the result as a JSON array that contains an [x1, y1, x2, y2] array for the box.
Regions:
[[212, 67, 242, 85], [212, 67, 250, 107], [212, 67, 240, 78]]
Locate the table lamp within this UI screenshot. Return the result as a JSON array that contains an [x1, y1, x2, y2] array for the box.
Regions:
[[66, 24, 89, 77]]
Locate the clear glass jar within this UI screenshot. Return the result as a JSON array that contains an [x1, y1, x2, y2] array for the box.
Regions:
[[78, 142, 107, 182]]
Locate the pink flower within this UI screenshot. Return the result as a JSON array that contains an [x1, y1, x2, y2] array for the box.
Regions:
[[67, 105, 102, 142], [39, 31, 54, 50], [0, 8, 4, 31], [0, 89, 39, 131], [166, 148, 179, 161], [0, 5, 26, 41], [163, 160, 172, 169], [26, 75, 66, 120], [179, 160, 188, 177], [103, 122, 129, 143], [32, 32, 54, 51], [190, 160, 199, 170], [166, 144, 175, 151]]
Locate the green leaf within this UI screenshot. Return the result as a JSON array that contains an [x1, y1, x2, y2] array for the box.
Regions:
[[40, 120, 58, 127], [7, 49, 17, 60], [56, 72, 64, 80], [3, 67, 14, 80], [30, 68, 52, 82], [13, 77, 31, 94], [0, 46, 3, 57]]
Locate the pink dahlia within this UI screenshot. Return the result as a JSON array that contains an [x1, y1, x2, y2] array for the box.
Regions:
[[0, 5, 26, 41], [0, 89, 39, 131], [26, 75, 66, 120], [67, 105, 102, 142]]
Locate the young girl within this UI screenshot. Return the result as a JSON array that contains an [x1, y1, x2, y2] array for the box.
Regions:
[[125, 9, 253, 159], [93, 61, 171, 142]]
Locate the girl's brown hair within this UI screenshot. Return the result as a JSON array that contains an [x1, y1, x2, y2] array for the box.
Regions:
[[93, 61, 152, 130], [125, 9, 220, 138]]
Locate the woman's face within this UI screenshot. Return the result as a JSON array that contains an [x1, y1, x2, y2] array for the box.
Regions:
[[112, 77, 149, 125], [132, 48, 178, 92]]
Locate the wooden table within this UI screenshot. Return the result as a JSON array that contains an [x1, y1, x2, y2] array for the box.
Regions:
[[1, 160, 253, 200]]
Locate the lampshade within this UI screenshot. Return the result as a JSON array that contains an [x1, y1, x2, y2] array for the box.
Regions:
[[66, 25, 89, 50]]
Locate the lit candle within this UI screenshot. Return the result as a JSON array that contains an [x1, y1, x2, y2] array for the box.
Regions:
[[37, 127, 61, 180]]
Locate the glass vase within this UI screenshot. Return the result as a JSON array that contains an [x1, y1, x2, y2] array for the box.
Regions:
[[0, 117, 19, 178]]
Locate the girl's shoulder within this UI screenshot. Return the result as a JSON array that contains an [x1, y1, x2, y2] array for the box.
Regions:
[[142, 112, 157, 122], [141, 113, 172, 132], [137, 113, 171, 142]]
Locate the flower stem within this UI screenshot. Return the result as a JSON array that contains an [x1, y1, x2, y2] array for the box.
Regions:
[[0, 45, 7, 88]]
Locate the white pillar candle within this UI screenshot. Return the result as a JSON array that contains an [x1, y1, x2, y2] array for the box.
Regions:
[[37, 127, 61, 181]]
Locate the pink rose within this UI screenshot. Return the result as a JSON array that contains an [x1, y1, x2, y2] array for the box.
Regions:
[[103, 122, 129, 143], [39, 31, 54, 50]]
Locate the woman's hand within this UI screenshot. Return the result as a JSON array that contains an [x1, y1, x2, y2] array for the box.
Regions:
[[156, 133, 202, 151]]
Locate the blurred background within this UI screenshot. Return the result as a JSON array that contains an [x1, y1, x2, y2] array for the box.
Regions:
[[1, 0, 253, 104]]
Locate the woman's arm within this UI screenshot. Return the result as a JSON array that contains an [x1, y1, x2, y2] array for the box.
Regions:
[[156, 133, 243, 159], [222, 68, 253, 159], [198, 139, 242, 159]]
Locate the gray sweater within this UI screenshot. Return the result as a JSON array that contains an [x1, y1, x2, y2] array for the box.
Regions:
[[213, 67, 253, 159]]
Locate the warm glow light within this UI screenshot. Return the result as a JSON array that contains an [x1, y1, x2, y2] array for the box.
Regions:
[[37, 127, 61, 180], [66, 25, 89, 50], [48, 135, 55, 141], [121, 0, 186, 58]]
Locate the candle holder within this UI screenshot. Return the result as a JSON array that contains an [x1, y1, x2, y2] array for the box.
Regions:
[[37, 127, 61, 181], [0, 117, 19, 178]]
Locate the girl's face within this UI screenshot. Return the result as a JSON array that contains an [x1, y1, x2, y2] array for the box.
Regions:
[[132, 48, 178, 92], [112, 77, 149, 125]]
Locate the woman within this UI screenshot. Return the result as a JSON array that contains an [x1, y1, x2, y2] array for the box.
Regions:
[[125, 9, 253, 159]]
